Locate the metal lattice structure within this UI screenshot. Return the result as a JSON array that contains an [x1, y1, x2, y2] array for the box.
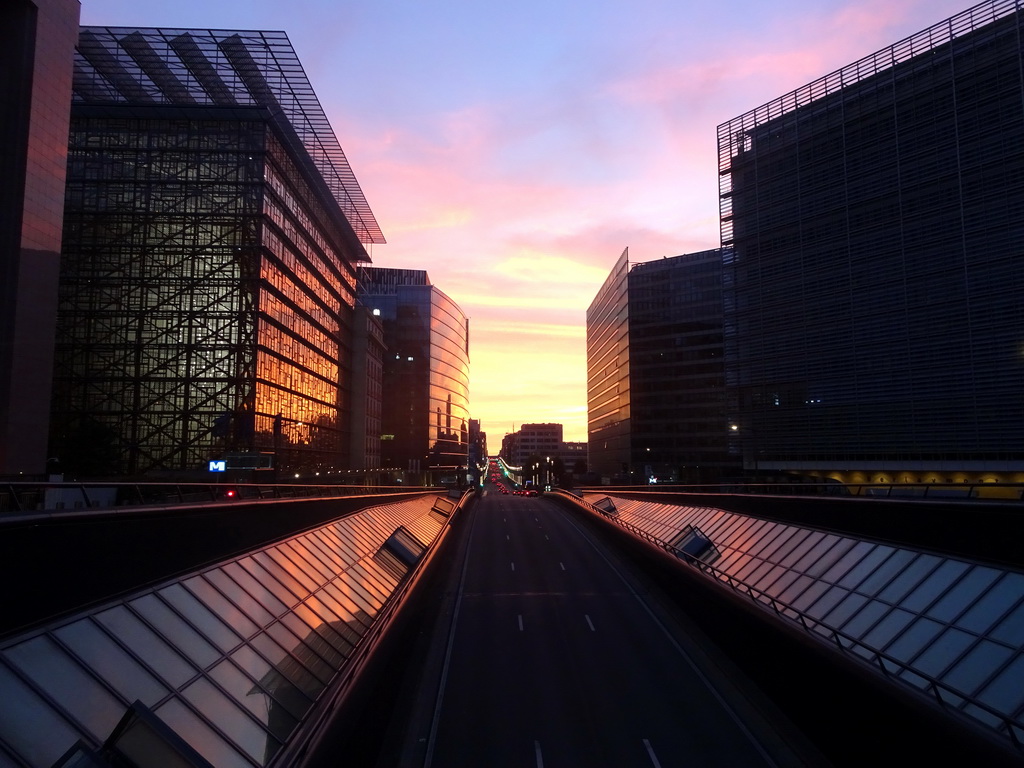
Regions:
[[73, 27, 383, 246], [717, 0, 1020, 247], [53, 28, 382, 476]]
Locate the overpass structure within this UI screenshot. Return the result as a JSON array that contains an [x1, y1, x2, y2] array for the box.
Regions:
[[0, 484, 1021, 766]]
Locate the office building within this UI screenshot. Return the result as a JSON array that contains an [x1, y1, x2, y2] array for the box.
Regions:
[[718, 0, 1024, 483], [51, 27, 383, 476], [499, 423, 589, 484], [587, 249, 631, 479], [349, 306, 385, 473], [587, 248, 730, 483], [0, 0, 79, 476], [357, 268, 470, 480], [517, 423, 563, 463]]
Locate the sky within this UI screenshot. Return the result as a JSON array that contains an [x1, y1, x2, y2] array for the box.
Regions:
[[81, 0, 972, 443]]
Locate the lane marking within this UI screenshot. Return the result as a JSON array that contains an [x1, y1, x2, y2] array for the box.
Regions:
[[511, 561, 516, 572], [585, 614, 596, 632], [559, 513, 781, 767], [560, 562, 566, 571], [424, 500, 479, 767], [518, 614, 524, 632], [535, 740, 544, 767], [544, 535, 549, 540], [506, 534, 510, 541], [643, 739, 662, 768]]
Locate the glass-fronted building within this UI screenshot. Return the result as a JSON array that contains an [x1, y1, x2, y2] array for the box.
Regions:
[[52, 28, 384, 477], [357, 268, 470, 479], [587, 248, 731, 482], [0, 0, 79, 476], [718, 0, 1024, 483], [586, 249, 631, 479]]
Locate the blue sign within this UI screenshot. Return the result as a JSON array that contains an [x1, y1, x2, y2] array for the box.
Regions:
[[209, 460, 227, 472]]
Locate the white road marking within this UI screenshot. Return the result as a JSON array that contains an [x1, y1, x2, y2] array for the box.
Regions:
[[585, 614, 596, 632], [511, 561, 515, 571], [535, 740, 544, 767], [506, 534, 510, 541], [518, 614, 524, 631], [643, 739, 662, 767], [560, 562, 566, 571]]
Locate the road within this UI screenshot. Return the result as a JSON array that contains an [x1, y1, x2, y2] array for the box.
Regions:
[[398, 484, 827, 767]]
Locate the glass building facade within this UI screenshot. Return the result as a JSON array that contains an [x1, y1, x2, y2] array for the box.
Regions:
[[581, 492, 1024, 752], [0, 0, 79, 476], [0, 494, 447, 767], [586, 249, 631, 478], [629, 250, 729, 482], [52, 28, 384, 476], [587, 248, 731, 482], [718, 0, 1024, 481], [358, 268, 470, 477]]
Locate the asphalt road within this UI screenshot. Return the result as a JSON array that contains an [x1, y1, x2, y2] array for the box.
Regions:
[[411, 486, 828, 768]]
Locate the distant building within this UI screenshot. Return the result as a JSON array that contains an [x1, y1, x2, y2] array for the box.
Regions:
[[358, 267, 470, 479], [0, 0, 79, 476], [718, 0, 1024, 483], [517, 423, 563, 464], [499, 423, 589, 483], [52, 27, 383, 476], [500, 431, 519, 465], [561, 441, 587, 472], [587, 248, 731, 483], [468, 418, 486, 483], [586, 249, 630, 479]]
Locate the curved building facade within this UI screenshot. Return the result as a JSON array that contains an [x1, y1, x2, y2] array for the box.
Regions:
[[358, 268, 470, 479]]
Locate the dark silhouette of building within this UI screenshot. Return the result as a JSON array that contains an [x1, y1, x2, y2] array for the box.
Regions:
[[357, 268, 470, 480], [718, 0, 1024, 485], [0, 0, 79, 476], [587, 248, 730, 483], [51, 27, 383, 477], [350, 306, 385, 472]]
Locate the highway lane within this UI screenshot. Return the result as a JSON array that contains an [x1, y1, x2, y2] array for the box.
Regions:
[[422, 486, 826, 767]]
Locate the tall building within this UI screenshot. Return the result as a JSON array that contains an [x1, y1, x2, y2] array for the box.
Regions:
[[357, 267, 470, 479], [587, 248, 730, 482], [586, 249, 631, 478], [0, 0, 79, 476], [718, 0, 1024, 483], [52, 27, 384, 477]]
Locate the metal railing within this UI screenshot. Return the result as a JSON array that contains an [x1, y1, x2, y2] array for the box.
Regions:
[[577, 481, 1024, 502], [0, 481, 440, 515], [557, 489, 1023, 752]]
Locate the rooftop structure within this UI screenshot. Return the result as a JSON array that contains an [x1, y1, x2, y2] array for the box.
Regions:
[[52, 27, 382, 476]]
